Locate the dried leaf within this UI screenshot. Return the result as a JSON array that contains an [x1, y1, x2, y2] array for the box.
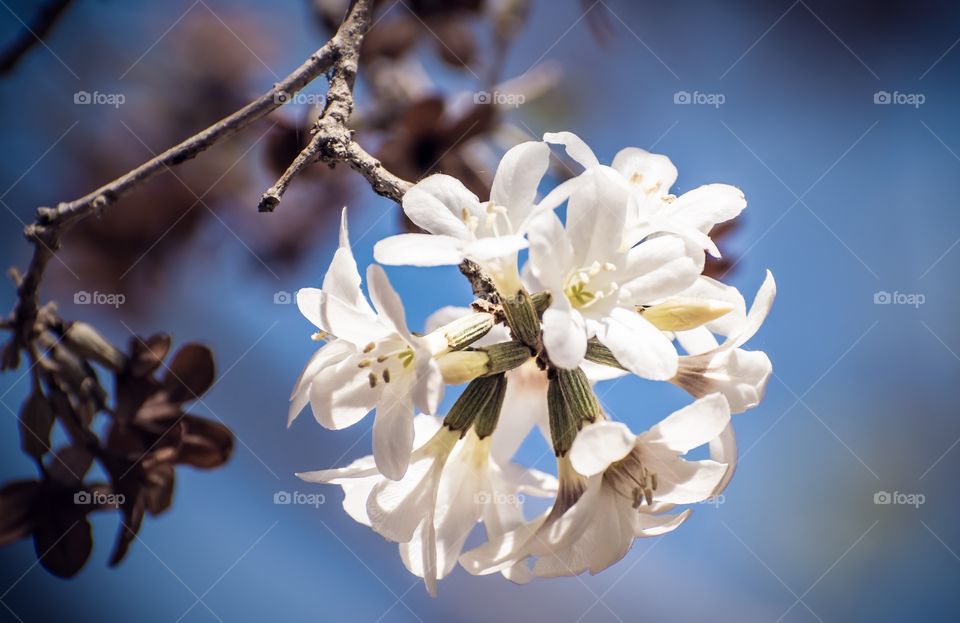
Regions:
[[162, 344, 215, 403], [19, 390, 54, 460], [144, 465, 175, 516], [107, 471, 146, 567], [33, 493, 92, 578], [129, 333, 172, 377], [178, 416, 234, 469], [0, 480, 38, 547], [46, 446, 94, 487]]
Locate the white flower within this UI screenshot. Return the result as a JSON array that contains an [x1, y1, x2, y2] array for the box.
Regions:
[[288, 209, 445, 480], [373, 141, 550, 295], [672, 271, 776, 414], [460, 394, 732, 579], [527, 166, 699, 376], [544, 131, 746, 260], [298, 415, 555, 595]]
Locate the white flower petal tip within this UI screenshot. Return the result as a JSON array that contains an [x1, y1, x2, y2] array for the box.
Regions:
[[569, 422, 636, 477], [543, 131, 600, 169]]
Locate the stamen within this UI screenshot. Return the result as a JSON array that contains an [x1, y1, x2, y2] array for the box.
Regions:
[[363, 342, 376, 353], [368, 372, 377, 388]]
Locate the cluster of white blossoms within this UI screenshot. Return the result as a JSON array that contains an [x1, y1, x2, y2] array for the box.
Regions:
[[288, 131, 775, 595]]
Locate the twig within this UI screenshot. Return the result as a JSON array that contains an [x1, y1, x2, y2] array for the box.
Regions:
[[6, 0, 408, 358], [258, 2, 412, 211]]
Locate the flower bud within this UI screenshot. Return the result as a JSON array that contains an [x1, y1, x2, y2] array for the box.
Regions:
[[547, 367, 603, 457], [436, 341, 532, 385], [584, 338, 624, 370], [499, 289, 540, 348], [437, 351, 489, 385], [443, 373, 508, 438], [433, 312, 495, 353], [640, 297, 734, 332]]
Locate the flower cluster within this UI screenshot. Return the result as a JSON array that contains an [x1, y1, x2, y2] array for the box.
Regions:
[[288, 132, 775, 595]]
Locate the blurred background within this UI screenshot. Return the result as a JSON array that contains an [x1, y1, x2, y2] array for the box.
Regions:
[[1, 0, 958, 620]]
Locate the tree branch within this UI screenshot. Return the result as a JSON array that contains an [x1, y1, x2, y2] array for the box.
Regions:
[[258, 1, 412, 211], [5, 0, 409, 363]]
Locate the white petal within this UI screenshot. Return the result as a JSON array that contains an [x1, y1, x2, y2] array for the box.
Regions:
[[322, 208, 375, 314], [619, 236, 699, 303], [567, 167, 631, 265], [432, 442, 486, 578], [367, 435, 451, 542], [502, 463, 559, 498], [533, 484, 631, 577], [674, 348, 772, 413], [569, 421, 637, 477], [611, 146, 677, 195], [412, 354, 444, 415], [340, 475, 380, 526], [527, 176, 582, 224], [669, 183, 746, 233], [464, 234, 528, 261], [366, 264, 413, 341], [646, 449, 727, 504], [674, 326, 720, 356], [288, 340, 354, 426], [727, 270, 776, 350], [399, 519, 440, 596], [542, 302, 588, 370], [599, 307, 678, 380], [402, 174, 478, 238], [412, 413, 444, 445], [301, 287, 391, 345], [582, 359, 629, 382], [296, 455, 379, 483], [633, 508, 691, 536], [544, 131, 600, 169], [527, 211, 575, 290], [297, 457, 382, 528], [709, 422, 738, 495], [491, 366, 550, 463], [490, 141, 550, 225], [373, 233, 467, 267], [459, 512, 548, 576], [308, 360, 380, 429], [372, 387, 416, 480], [646, 393, 731, 453], [294, 287, 326, 331]]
